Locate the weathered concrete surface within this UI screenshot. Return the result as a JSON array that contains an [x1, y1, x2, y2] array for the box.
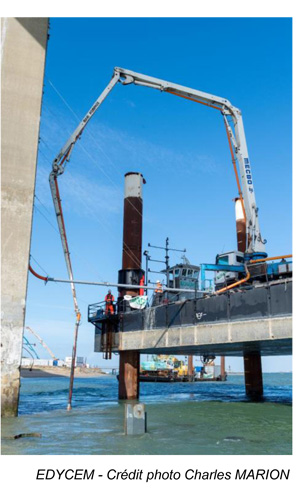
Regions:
[[124, 403, 146, 435], [1, 18, 48, 416], [116, 316, 292, 357]]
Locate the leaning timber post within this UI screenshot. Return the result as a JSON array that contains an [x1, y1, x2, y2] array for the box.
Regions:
[[118, 173, 146, 400], [243, 352, 263, 400], [235, 198, 264, 399], [1, 18, 48, 416]]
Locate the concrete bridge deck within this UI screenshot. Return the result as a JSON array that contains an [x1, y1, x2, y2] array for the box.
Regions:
[[116, 315, 292, 356]]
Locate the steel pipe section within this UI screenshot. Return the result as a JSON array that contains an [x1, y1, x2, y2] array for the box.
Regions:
[[119, 172, 146, 301]]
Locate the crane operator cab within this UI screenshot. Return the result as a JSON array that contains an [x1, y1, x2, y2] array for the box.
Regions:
[[214, 251, 244, 289], [153, 256, 200, 305]]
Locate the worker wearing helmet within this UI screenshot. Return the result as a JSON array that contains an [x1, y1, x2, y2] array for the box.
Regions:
[[105, 289, 115, 315], [155, 280, 163, 293]]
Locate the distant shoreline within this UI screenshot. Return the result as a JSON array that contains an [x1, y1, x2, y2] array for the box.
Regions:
[[227, 372, 292, 375], [20, 368, 292, 379], [21, 367, 109, 379]]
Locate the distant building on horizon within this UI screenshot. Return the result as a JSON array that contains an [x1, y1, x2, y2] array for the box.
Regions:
[[65, 356, 85, 368]]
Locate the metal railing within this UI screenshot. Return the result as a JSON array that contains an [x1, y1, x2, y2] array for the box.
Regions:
[[88, 301, 117, 322]]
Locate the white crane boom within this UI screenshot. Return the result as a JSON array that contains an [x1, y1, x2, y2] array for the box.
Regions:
[[51, 67, 266, 259], [25, 326, 58, 361]]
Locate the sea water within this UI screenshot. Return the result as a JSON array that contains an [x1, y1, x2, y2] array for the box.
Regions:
[[1, 373, 292, 455]]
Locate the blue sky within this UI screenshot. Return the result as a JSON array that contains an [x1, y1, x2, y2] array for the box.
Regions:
[[25, 17, 292, 372]]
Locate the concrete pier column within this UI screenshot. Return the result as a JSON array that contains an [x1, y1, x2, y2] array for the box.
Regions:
[[124, 402, 146, 435], [1, 18, 48, 416], [243, 352, 263, 400], [118, 172, 145, 400]]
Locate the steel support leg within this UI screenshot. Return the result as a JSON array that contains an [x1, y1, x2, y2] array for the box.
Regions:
[[243, 352, 263, 400], [220, 356, 226, 381], [118, 351, 140, 400], [188, 355, 194, 381]]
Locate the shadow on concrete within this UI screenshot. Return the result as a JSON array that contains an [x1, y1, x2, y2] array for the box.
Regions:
[[16, 18, 49, 49]]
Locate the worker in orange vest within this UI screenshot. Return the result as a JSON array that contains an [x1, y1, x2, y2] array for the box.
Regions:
[[105, 289, 115, 315], [155, 280, 163, 293], [139, 274, 145, 296]]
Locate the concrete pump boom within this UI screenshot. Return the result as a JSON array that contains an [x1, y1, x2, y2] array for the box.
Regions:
[[51, 67, 266, 266]]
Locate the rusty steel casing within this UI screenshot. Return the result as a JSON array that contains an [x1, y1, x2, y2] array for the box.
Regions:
[[220, 356, 226, 380], [188, 355, 194, 379], [235, 198, 247, 252], [118, 173, 145, 399], [119, 172, 145, 299], [243, 352, 263, 399], [122, 172, 145, 269]]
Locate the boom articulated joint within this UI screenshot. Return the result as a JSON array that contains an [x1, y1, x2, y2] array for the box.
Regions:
[[52, 164, 61, 175]]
